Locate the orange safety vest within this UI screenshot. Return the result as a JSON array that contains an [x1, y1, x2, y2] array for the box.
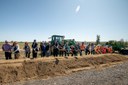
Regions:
[[80, 45, 85, 51]]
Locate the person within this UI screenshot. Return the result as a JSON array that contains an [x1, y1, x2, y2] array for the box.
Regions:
[[71, 45, 78, 57], [107, 46, 113, 53], [80, 42, 85, 56], [102, 46, 107, 54], [53, 43, 59, 57], [2, 40, 12, 60], [45, 42, 50, 57], [90, 43, 95, 55], [12, 42, 20, 59], [95, 45, 102, 54], [40, 42, 46, 57], [62, 44, 67, 57], [50, 43, 54, 56], [32, 40, 38, 58], [24, 42, 31, 58], [65, 42, 70, 56], [85, 44, 90, 55], [59, 43, 63, 56], [75, 43, 81, 56]]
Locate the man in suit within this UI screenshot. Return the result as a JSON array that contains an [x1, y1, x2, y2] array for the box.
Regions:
[[32, 40, 38, 58]]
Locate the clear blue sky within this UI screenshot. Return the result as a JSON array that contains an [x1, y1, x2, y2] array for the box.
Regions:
[[0, 0, 128, 42]]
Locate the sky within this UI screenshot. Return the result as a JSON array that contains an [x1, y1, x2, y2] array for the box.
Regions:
[[0, 0, 128, 42]]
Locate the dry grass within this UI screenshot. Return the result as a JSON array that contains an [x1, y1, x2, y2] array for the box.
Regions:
[[0, 54, 127, 84]]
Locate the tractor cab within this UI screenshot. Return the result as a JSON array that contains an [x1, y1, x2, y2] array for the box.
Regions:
[[49, 35, 76, 46], [50, 35, 65, 45]]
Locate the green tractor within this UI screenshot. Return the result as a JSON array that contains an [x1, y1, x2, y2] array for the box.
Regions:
[[49, 35, 76, 46], [50, 35, 64, 45], [64, 39, 76, 46]]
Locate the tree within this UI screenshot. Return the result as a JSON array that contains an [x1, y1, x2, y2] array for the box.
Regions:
[[96, 35, 100, 45], [125, 40, 128, 46], [120, 38, 124, 42], [108, 40, 127, 52]]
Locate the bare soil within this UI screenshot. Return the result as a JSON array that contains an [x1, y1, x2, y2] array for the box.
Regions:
[[0, 54, 127, 84]]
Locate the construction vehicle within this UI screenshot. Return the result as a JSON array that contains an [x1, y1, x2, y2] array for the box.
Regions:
[[49, 35, 64, 45], [49, 35, 76, 46]]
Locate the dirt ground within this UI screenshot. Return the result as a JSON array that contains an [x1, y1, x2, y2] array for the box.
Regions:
[[0, 54, 127, 84], [14, 61, 128, 85]]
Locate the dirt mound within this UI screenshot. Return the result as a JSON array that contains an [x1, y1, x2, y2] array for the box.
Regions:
[[0, 54, 127, 84]]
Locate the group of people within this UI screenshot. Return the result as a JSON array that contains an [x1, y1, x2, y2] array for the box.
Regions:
[[1, 40, 113, 60], [2, 41, 20, 60]]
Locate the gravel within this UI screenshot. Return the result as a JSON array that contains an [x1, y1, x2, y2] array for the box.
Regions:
[[9, 61, 128, 85]]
